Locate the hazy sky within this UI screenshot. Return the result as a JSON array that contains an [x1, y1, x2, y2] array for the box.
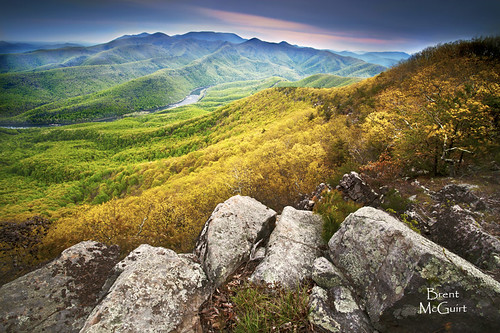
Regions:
[[1, 0, 499, 52]]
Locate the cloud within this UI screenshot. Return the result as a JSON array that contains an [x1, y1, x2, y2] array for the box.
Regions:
[[196, 8, 409, 49], [198, 8, 314, 32]]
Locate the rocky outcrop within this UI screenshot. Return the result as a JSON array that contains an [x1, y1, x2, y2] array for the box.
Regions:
[[309, 257, 373, 333], [250, 206, 323, 288], [296, 183, 332, 210], [4, 193, 500, 333], [81, 244, 211, 333], [336, 171, 380, 206], [432, 184, 487, 211], [328, 207, 500, 333], [431, 205, 500, 277], [195, 195, 276, 288], [0, 241, 119, 333]]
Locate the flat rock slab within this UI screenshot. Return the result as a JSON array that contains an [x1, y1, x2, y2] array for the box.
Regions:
[[329, 207, 500, 333], [0, 241, 119, 333], [81, 244, 211, 333], [195, 195, 276, 287], [250, 206, 323, 288]]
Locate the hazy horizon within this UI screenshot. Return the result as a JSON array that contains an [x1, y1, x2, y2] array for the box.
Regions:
[[0, 31, 420, 54], [1, 0, 499, 53]]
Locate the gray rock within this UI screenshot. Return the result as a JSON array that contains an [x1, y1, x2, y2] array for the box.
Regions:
[[432, 183, 487, 211], [309, 286, 374, 333], [329, 207, 500, 333], [431, 205, 500, 278], [195, 195, 276, 287], [312, 257, 347, 289], [0, 241, 119, 333], [81, 244, 210, 333], [250, 206, 323, 288], [337, 172, 380, 206], [297, 183, 332, 210]]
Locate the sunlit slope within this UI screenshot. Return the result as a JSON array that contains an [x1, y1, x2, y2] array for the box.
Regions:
[[277, 74, 362, 88]]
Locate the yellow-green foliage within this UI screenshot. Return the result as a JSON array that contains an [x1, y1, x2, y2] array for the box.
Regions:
[[314, 190, 362, 242], [0, 37, 498, 269]]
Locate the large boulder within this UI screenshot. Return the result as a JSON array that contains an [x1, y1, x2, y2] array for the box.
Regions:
[[81, 244, 211, 333], [0, 241, 120, 333], [250, 206, 323, 288], [309, 258, 373, 333], [432, 205, 500, 278], [195, 195, 276, 288], [329, 207, 500, 333], [336, 171, 380, 206]]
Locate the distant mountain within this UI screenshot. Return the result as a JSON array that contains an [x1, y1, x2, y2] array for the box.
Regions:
[[332, 50, 411, 67], [174, 31, 247, 44], [113, 32, 152, 40], [0, 41, 84, 54], [0, 32, 386, 125]]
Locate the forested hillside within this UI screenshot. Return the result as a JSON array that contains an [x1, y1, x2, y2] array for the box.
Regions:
[[0, 37, 499, 284], [0, 32, 384, 125]]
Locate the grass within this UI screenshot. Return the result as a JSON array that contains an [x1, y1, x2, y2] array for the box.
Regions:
[[231, 282, 312, 332]]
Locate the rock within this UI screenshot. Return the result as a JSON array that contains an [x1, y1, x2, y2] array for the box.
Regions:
[[432, 183, 487, 211], [195, 195, 276, 288], [250, 206, 323, 288], [0, 241, 119, 333], [329, 207, 500, 333], [81, 244, 211, 333], [312, 257, 347, 289], [431, 205, 500, 278], [310, 258, 374, 332], [336, 172, 380, 206], [309, 286, 374, 333], [296, 183, 332, 210]]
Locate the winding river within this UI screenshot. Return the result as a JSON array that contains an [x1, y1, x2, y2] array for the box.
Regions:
[[1, 87, 208, 129]]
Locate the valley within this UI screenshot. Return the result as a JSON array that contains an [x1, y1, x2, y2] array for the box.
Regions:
[[0, 32, 385, 126]]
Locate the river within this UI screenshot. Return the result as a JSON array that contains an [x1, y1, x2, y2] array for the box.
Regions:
[[164, 87, 207, 110], [1, 87, 209, 129]]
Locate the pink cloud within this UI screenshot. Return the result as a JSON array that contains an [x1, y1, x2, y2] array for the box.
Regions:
[[196, 8, 408, 49]]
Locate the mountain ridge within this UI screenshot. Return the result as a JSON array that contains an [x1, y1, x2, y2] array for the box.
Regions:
[[0, 31, 386, 125]]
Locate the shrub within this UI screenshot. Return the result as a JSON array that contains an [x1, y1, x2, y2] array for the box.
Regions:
[[381, 189, 410, 214], [314, 190, 361, 243], [0, 216, 52, 285]]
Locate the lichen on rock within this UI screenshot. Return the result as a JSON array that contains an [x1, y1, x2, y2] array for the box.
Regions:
[[0, 241, 120, 333], [81, 244, 211, 333], [250, 206, 323, 288], [328, 206, 500, 333]]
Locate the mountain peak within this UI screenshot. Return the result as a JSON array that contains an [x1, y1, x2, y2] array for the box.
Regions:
[[114, 32, 169, 41], [243, 38, 266, 46], [174, 31, 246, 44]]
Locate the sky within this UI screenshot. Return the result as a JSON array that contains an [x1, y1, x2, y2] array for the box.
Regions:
[[1, 0, 499, 53]]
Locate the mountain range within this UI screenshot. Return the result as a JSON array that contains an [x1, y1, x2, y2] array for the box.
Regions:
[[0, 31, 386, 125], [331, 50, 411, 67]]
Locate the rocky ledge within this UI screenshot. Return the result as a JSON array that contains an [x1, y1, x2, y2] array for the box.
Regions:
[[1, 189, 499, 332]]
